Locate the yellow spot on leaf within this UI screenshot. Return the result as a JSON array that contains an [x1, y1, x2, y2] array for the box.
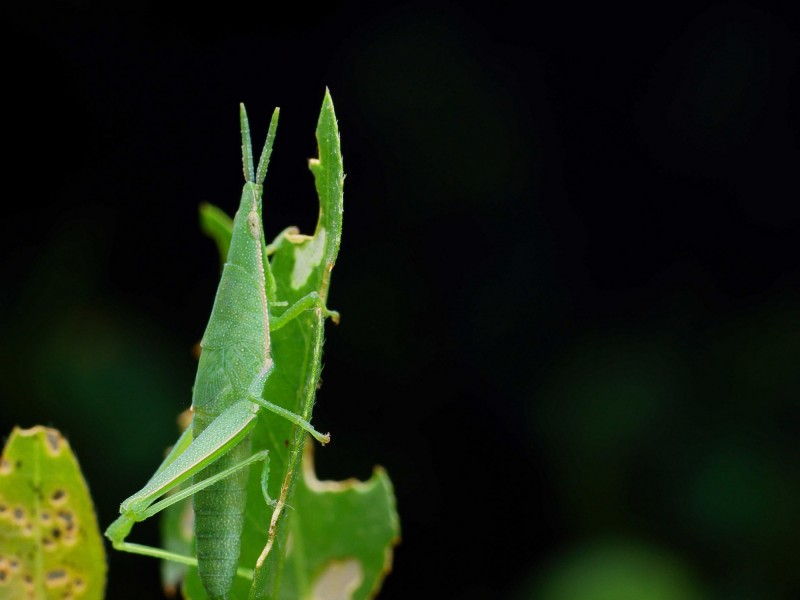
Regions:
[[311, 558, 363, 600], [290, 227, 326, 289]]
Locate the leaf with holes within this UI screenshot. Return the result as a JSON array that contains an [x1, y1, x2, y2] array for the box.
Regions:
[[0, 426, 106, 599], [278, 442, 400, 600]]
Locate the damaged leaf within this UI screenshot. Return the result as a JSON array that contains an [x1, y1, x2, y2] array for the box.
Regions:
[[0, 426, 106, 600], [280, 442, 400, 600]]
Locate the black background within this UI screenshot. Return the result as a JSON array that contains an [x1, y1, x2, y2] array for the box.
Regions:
[[2, 2, 799, 598]]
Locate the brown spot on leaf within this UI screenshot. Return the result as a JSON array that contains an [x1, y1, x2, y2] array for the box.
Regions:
[[45, 430, 62, 455], [50, 489, 68, 505], [12, 507, 25, 524], [45, 569, 68, 587], [0, 459, 11, 475], [57, 510, 74, 527]]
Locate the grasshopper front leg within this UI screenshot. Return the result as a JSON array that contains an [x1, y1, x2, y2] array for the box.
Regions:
[[269, 291, 340, 329]]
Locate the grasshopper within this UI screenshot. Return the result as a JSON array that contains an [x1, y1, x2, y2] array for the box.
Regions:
[[105, 104, 338, 600]]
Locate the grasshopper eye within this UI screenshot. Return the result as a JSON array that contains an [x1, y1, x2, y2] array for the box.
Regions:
[[247, 211, 261, 239]]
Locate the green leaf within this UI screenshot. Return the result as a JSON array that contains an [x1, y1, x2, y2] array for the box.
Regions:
[[279, 442, 400, 600], [0, 426, 106, 599], [247, 88, 345, 600], [199, 202, 234, 267]]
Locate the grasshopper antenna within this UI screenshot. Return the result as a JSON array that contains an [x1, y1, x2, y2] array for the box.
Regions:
[[255, 107, 280, 185], [240, 103, 255, 183]]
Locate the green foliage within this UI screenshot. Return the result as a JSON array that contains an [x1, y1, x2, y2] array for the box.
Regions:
[[524, 539, 707, 600], [279, 442, 399, 599], [0, 426, 106, 599], [199, 202, 234, 268], [176, 91, 399, 599]]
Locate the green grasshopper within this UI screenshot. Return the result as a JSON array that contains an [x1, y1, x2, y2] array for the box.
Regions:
[[105, 104, 339, 600]]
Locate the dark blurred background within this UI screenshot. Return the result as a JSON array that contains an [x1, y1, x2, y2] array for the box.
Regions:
[[2, 1, 799, 598]]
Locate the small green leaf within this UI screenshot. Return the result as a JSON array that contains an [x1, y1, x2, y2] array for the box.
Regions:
[[199, 202, 234, 267], [279, 442, 400, 600], [0, 426, 106, 599]]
